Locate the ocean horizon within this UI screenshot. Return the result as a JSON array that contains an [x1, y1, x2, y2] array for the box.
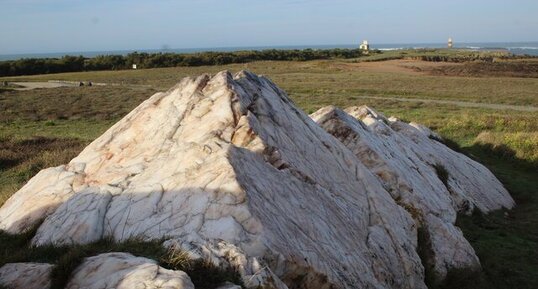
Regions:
[[1, 41, 537, 61]]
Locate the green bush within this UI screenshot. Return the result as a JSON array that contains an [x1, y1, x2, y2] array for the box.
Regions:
[[0, 48, 365, 77]]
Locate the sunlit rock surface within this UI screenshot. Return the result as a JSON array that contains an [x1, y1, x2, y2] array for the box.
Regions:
[[0, 71, 513, 288], [311, 105, 514, 280], [66, 252, 194, 289]]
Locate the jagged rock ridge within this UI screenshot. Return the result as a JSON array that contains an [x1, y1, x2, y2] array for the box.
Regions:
[[311, 106, 514, 281], [0, 71, 513, 289]]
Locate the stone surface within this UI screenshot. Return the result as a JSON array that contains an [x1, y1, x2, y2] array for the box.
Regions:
[[66, 252, 194, 289], [0, 262, 53, 289], [0, 71, 513, 288], [216, 282, 242, 289], [0, 166, 82, 233], [311, 105, 514, 280]]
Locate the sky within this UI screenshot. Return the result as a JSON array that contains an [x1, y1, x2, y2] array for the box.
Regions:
[[0, 0, 537, 54]]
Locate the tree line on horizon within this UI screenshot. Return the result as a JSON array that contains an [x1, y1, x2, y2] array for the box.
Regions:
[[0, 49, 365, 77]]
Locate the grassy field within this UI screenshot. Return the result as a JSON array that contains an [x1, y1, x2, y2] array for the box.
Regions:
[[2, 59, 538, 106], [0, 57, 537, 288]]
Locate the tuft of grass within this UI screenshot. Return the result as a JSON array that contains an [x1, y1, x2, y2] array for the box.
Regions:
[[162, 246, 193, 271], [433, 163, 450, 188], [416, 227, 437, 287], [160, 245, 243, 289]]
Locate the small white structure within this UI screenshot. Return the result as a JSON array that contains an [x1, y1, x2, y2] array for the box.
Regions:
[[448, 38, 453, 48], [132, 64, 137, 69], [359, 40, 370, 51]]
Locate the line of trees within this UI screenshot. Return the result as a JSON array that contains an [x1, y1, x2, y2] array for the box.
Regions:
[[0, 49, 365, 77]]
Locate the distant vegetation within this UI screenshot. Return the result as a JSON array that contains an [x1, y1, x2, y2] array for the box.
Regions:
[[0, 49, 366, 77], [3, 48, 534, 77], [357, 48, 530, 63]]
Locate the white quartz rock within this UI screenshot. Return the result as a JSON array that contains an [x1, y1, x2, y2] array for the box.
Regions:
[[0, 165, 81, 233], [66, 252, 194, 289], [0, 262, 53, 289], [1, 71, 428, 289], [421, 214, 481, 280], [311, 105, 511, 281], [32, 186, 114, 246]]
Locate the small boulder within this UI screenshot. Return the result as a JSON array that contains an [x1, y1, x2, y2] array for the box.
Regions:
[[0, 262, 53, 289], [66, 252, 194, 289]]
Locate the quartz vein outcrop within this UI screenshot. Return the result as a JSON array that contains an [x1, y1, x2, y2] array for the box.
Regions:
[[311, 105, 514, 281], [0, 71, 513, 289]]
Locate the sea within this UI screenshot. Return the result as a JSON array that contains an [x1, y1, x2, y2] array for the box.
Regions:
[[1, 42, 537, 61]]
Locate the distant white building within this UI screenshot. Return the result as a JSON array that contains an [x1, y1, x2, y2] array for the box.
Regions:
[[448, 38, 453, 48], [359, 40, 370, 51], [132, 64, 137, 69]]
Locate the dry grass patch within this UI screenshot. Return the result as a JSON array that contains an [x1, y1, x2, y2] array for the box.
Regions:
[[474, 132, 538, 167], [0, 136, 86, 206]]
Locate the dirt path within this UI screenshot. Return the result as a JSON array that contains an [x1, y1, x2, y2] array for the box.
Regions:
[[11, 81, 78, 90], [356, 95, 538, 112]]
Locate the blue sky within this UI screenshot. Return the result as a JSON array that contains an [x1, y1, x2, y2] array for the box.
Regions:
[[0, 0, 537, 54]]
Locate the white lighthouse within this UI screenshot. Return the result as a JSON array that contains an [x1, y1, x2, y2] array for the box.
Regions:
[[359, 40, 370, 51], [448, 37, 453, 48]]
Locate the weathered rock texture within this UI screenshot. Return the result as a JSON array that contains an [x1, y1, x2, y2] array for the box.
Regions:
[[0, 71, 513, 289], [311, 105, 514, 281], [66, 252, 194, 289], [0, 262, 53, 289], [216, 282, 242, 289]]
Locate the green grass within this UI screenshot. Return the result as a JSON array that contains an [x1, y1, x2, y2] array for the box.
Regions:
[[0, 58, 537, 288], [2, 59, 538, 106], [356, 48, 513, 62], [0, 86, 156, 122]]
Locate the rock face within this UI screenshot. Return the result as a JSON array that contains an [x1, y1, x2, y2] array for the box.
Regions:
[[311, 106, 514, 281], [0, 262, 53, 289], [0, 166, 80, 233], [0, 71, 513, 289], [66, 252, 194, 289]]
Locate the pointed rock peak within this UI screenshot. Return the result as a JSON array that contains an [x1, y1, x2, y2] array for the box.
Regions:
[[345, 105, 389, 122]]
